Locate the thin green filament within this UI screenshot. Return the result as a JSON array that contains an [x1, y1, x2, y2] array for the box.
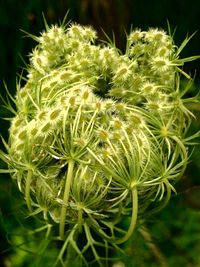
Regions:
[[59, 159, 75, 240], [25, 169, 33, 212]]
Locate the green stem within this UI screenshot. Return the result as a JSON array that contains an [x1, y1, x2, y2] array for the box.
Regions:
[[77, 207, 83, 233], [59, 160, 75, 240], [25, 169, 33, 212], [65, 229, 82, 267], [115, 187, 138, 244]]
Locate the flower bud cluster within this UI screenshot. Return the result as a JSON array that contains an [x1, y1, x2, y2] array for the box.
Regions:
[[2, 21, 198, 264]]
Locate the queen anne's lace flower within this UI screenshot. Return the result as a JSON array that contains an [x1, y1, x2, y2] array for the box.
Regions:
[[1, 21, 199, 265]]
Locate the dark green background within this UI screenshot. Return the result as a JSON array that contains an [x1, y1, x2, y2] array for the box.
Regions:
[[0, 1, 200, 266]]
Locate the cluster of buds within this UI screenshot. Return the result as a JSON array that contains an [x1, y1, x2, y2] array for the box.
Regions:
[[1, 21, 199, 265]]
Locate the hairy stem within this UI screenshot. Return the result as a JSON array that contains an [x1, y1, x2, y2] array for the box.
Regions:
[[59, 159, 75, 240], [25, 169, 33, 212], [115, 187, 138, 244]]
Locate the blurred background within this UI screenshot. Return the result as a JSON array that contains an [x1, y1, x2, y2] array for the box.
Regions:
[[0, 0, 200, 266]]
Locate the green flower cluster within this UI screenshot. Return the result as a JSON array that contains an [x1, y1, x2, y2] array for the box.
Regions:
[[1, 22, 199, 265]]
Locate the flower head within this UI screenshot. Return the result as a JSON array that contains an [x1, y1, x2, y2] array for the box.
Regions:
[[1, 20, 198, 266]]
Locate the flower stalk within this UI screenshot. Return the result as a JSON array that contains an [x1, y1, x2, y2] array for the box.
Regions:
[[25, 169, 33, 212], [59, 159, 75, 240], [115, 186, 138, 244]]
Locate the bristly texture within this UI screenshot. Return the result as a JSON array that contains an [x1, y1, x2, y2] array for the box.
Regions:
[[0, 22, 199, 266]]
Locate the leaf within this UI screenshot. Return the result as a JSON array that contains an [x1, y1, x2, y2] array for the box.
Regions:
[[176, 32, 197, 56]]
